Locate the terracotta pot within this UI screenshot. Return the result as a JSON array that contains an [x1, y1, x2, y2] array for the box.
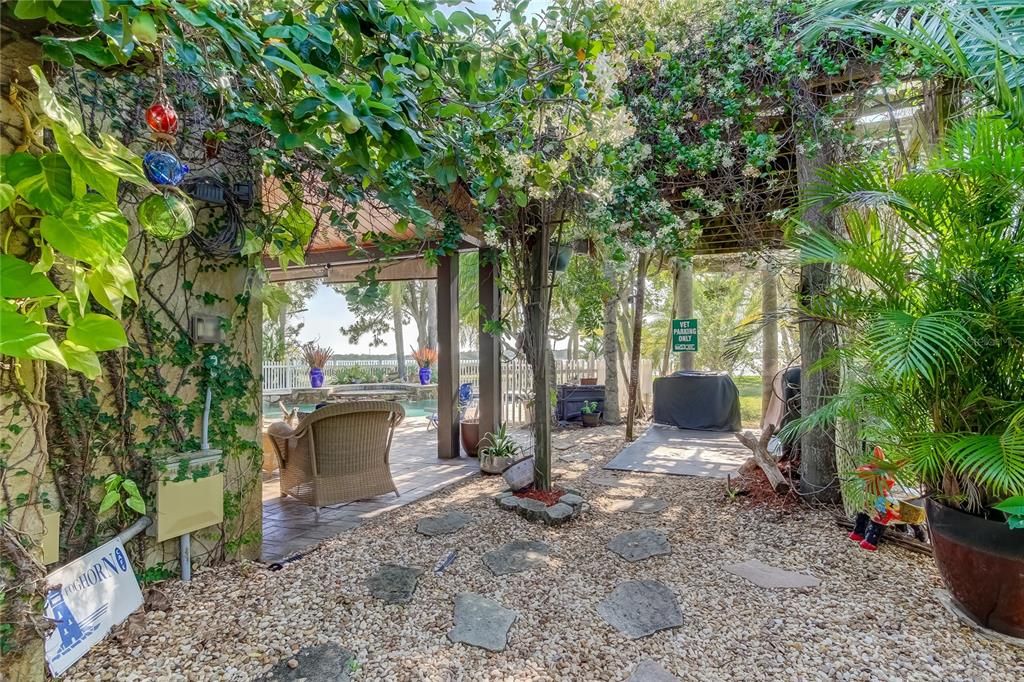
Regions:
[[926, 498, 1024, 638], [580, 377, 598, 386], [460, 420, 480, 457], [581, 412, 600, 427]]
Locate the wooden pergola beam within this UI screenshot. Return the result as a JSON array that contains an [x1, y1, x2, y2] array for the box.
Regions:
[[478, 248, 501, 441], [436, 254, 460, 459]]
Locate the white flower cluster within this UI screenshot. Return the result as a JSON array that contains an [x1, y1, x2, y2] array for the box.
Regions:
[[742, 163, 761, 178], [588, 107, 637, 149], [503, 151, 530, 188], [589, 52, 627, 104]]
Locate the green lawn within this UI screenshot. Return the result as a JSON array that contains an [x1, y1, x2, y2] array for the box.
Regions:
[[734, 375, 762, 429]]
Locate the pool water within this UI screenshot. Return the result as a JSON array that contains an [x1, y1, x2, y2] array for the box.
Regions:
[[275, 399, 438, 419]]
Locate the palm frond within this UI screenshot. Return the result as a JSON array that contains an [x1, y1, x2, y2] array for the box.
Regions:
[[865, 310, 975, 383], [947, 430, 1024, 497]]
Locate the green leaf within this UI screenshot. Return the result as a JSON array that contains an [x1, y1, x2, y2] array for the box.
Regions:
[[0, 254, 59, 298], [66, 313, 127, 352], [0, 303, 65, 366], [993, 496, 1024, 518], [0, 183, 15, 211], [39, 194, 129, 266], [53, 125, 118, 202], [1, 153, 41, 185], [125, 495, 146, 515], [29, 65, 83, 135], [59, 340, 101, 379], [98, 489, 120, 514], [121, 478, 142, 499], [87, 256, 137, 316], [15, 154, 73, 214]]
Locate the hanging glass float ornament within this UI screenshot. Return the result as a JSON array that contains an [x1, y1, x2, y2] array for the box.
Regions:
[[145, 101, 179, 143], [137, 192, 195, 241], [143, 150, 188, 186]]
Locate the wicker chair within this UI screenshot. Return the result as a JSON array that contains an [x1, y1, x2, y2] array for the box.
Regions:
[[266, 401, 405, 517]]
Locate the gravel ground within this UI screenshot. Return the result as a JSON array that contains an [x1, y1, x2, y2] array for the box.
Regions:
[[69, 425, 1023, 682]]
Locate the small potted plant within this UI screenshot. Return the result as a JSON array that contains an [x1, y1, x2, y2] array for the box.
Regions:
[[301, 342, 333, 388], [411, 346, 437, 385], [580, 400, 601, 427], [203, 129, 227, 159], [478, 424, 522, 474]]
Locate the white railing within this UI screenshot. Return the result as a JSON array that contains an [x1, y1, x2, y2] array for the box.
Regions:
[[263, 356, 650, 426]]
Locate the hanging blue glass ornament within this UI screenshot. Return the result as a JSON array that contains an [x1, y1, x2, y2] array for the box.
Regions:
[[143, 150, 188, 186]]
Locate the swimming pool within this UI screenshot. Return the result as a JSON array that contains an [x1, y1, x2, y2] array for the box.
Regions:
[[271, 398, 438, 419]]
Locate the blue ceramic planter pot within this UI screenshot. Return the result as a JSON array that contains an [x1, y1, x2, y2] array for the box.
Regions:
[[419, 366, 432, 385], [309, 367, 324, 388]]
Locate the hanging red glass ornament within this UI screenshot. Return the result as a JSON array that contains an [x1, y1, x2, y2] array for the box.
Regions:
[[146, 102, 179, 142]]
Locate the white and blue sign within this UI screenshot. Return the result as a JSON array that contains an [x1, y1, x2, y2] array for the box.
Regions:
[[44, 538, 143, 677]]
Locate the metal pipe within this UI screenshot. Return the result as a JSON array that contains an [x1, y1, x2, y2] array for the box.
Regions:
[[115, 516, 152, 544], [180, 532, 192, 582], [201, 386, 212, 451]]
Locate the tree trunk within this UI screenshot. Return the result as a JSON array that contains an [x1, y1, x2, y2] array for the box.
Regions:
[[625, 251, 649, 442], [761, 266, 778, 419], [796, 88, 841, 502], [524, 218, 553, 490], [277, 306, 287, 361], [569, 324, 578, 366], [674, 260, 694, 371], [392, 283, 407, 382], [602, 262, 621, 424]]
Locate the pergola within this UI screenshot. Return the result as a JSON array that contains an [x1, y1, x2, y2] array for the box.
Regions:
[[263, 192, 502, 461]]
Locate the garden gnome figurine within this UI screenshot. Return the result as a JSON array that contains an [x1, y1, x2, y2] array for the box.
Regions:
[[848, 447, 901, 551]]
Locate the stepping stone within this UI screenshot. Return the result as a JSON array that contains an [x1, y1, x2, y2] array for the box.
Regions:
[[543, 502, 575, 526], [366, 563, 423, 604], [447, 593, 517, 652], [608, 529, 671, 562], [416, 511, 471, 537], [598, 580, 683, 639], [560, 450, 594, 462], [627, 659, 679, 682], [482, 540, 552, 576], [265, 642, 354, 681], [606, 497, 668, 514], [723, 559, 820, 589], [589, 474, 645, 489]]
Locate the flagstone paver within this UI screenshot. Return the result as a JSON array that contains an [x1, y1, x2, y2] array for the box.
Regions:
[[608, 529, 671, 562], [416, 511, 472, 537], [482, 540, 552, 576], [627, 659, 680, 682], [598, 580, 684, 639], [265, 643, 353, 681], [606, 497, 669, 514], [366, 564, 423, 604], [723, 559, 820, 589], [447, 593, 517, 652]]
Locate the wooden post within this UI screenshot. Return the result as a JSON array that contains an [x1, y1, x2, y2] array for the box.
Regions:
[[478, 248, 501, 441], [437, 255, 460, 459], [675, 260, 694, 371], [761, 265, 779, 419]]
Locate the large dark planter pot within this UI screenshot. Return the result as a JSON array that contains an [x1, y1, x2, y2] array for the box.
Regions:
[[926, 498, 1024, 638], [460, 420, 481, 457]]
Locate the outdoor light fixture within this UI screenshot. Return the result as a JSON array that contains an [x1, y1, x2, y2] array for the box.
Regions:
[[190, 313, 224, 344]]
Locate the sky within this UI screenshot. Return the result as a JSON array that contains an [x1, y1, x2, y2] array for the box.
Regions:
[[297, 285, 420, 356]]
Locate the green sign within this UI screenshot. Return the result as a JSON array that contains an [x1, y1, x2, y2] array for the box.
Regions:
[[672, 318, 698, 352]]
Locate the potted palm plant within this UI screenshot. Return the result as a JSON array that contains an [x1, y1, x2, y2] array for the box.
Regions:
[[790, 118, 1024, 637], [411, 346, 437, 385], [301, 342, 333, 388], [479, 424, 523, 475]]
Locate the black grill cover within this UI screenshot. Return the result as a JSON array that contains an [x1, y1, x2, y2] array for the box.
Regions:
[[652, 371, 741, 432]]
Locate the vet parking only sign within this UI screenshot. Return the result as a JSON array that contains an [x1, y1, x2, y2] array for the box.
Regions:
[[44, 538, 143, 676], [672, 318, 698, 352]]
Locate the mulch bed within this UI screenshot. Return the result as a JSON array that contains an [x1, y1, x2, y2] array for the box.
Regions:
[[513, 487, 566, 506]]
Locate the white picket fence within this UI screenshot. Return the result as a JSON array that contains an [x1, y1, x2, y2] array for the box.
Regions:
[[261, 356, 645, 426]]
